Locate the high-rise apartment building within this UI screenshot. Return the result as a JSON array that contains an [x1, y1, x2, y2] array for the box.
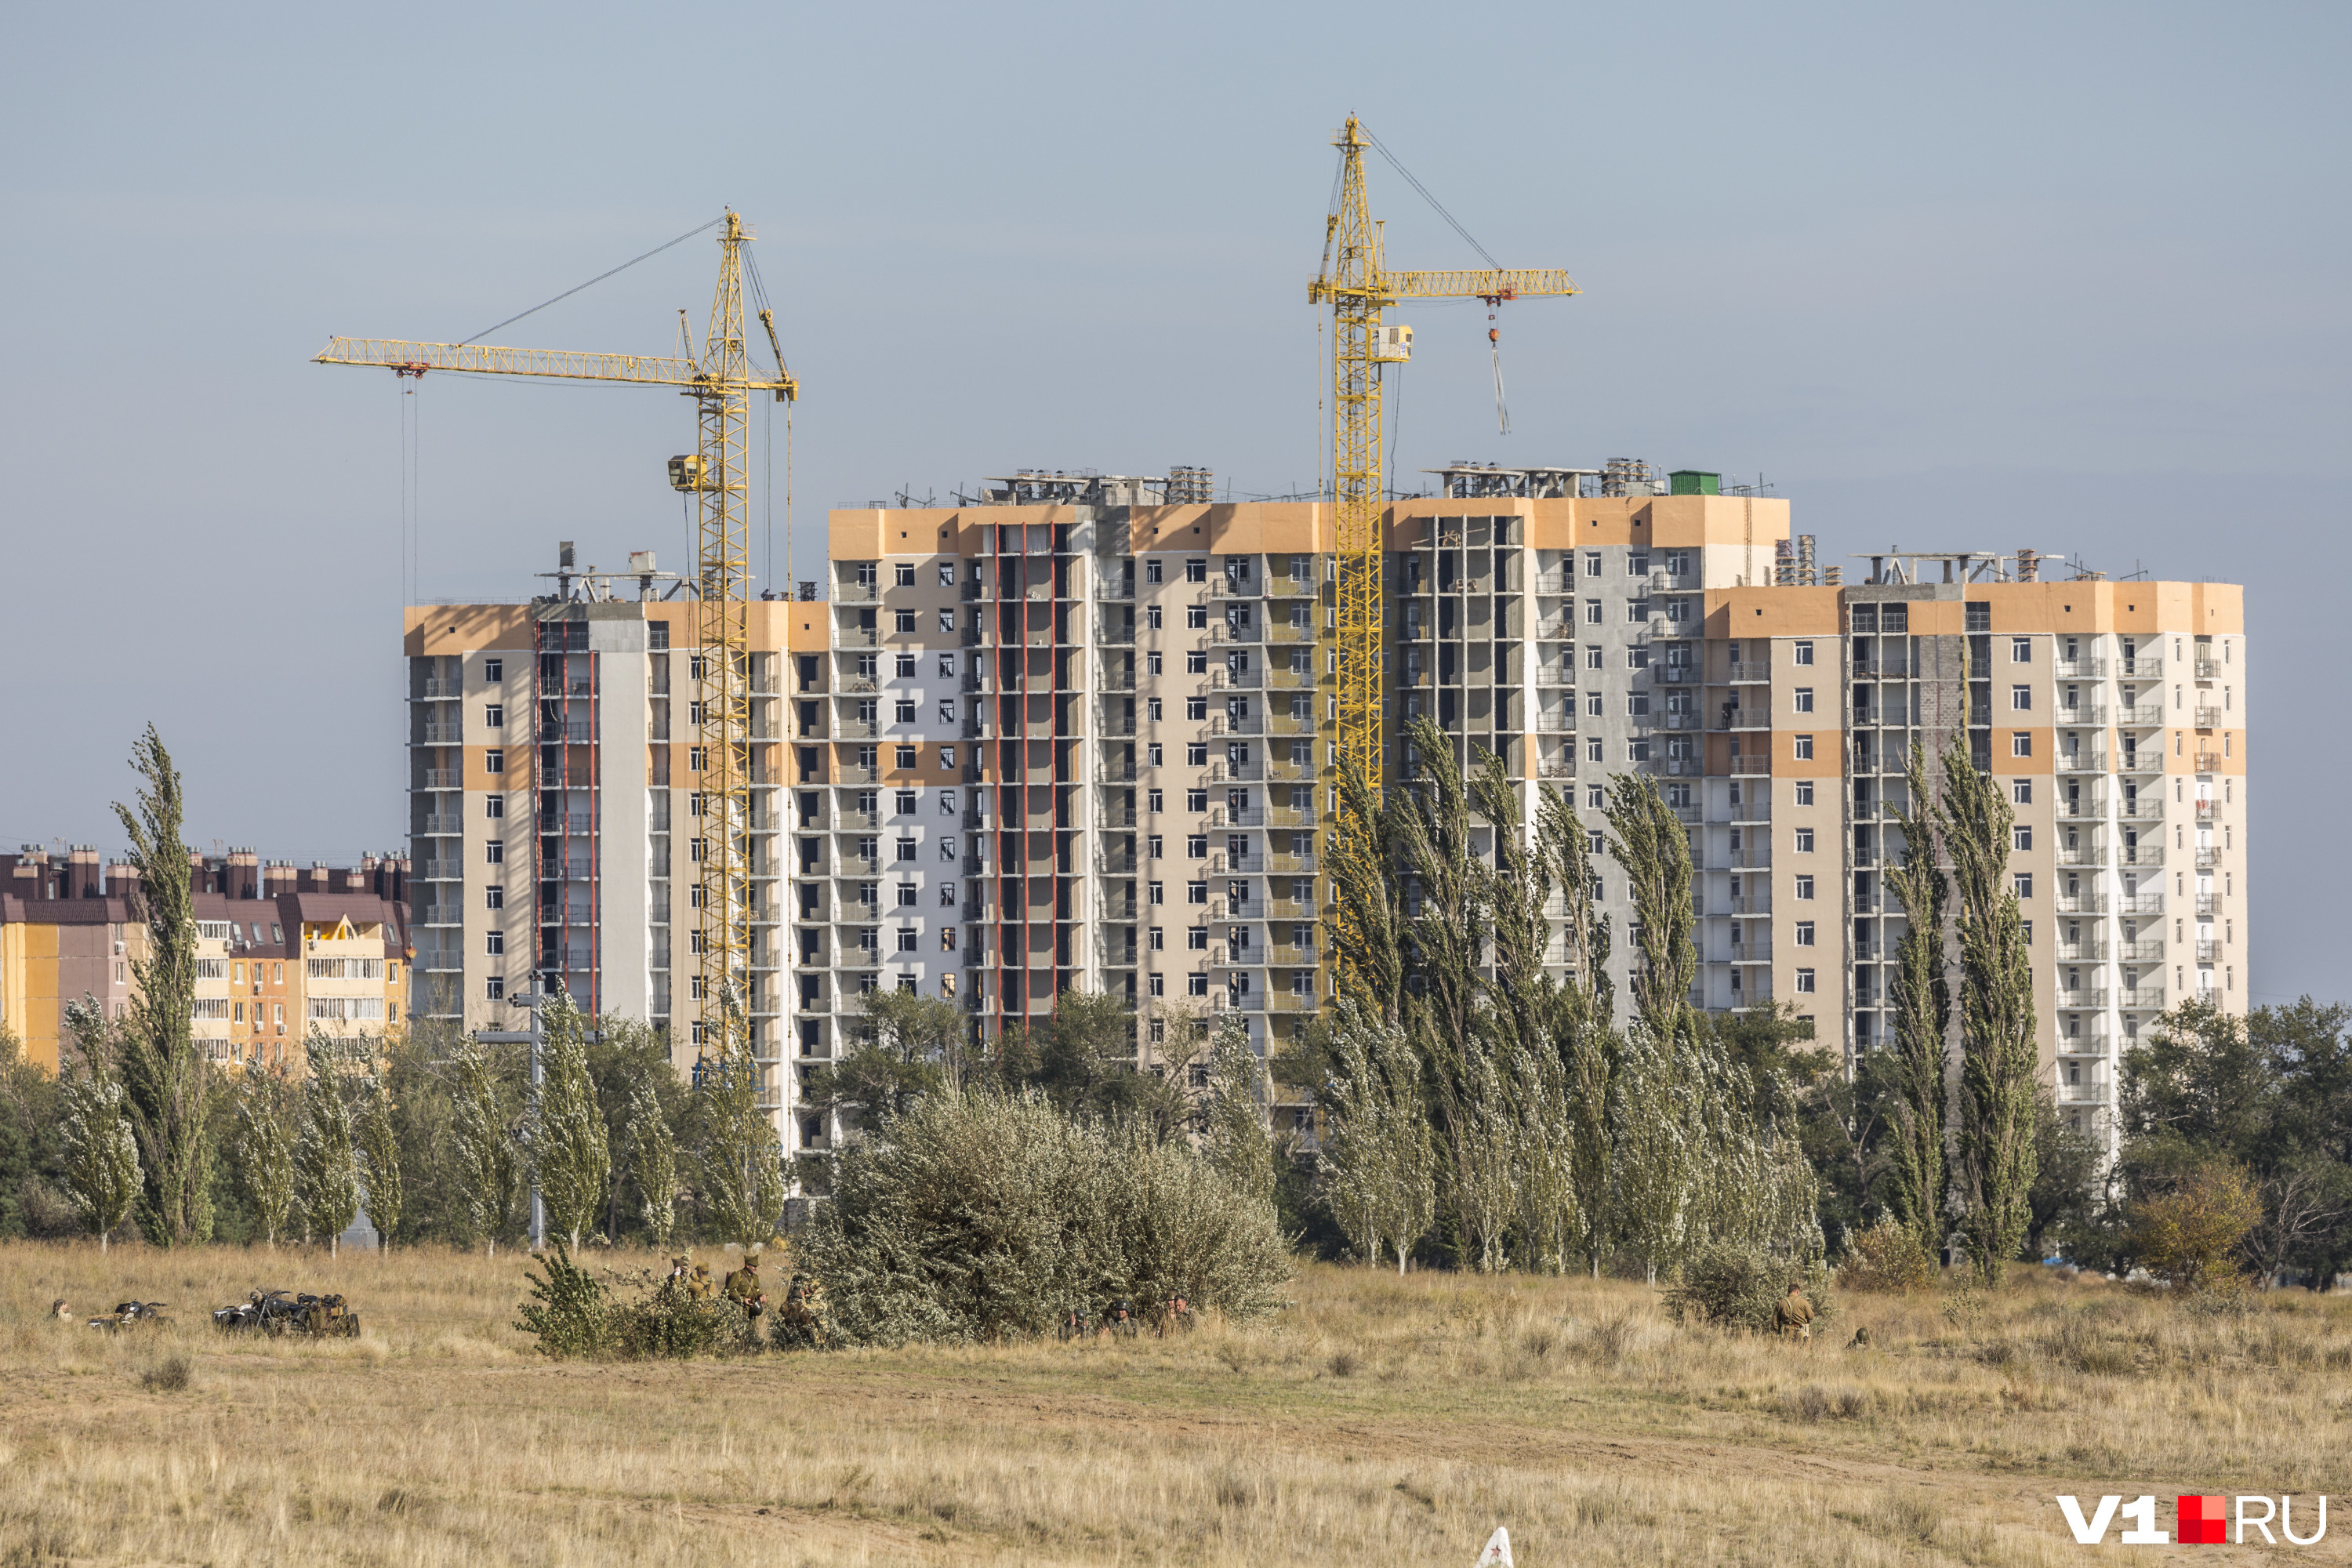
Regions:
[[405, 547, 822, 1144], [806, 466, 2245, 1153], [0, 846, 411, 1073]]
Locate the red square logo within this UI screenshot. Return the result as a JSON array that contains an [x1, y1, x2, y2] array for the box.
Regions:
[[2178, 1495, 2227, 1544]]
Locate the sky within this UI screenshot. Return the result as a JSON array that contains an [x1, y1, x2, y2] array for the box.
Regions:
[[0, 2, 2343, 1002]]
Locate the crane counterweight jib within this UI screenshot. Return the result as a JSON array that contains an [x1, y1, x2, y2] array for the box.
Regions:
[[312, 336, 797, 397]]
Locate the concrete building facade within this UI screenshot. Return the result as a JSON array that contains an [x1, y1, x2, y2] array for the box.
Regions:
[[0, 847, 411, 1073]]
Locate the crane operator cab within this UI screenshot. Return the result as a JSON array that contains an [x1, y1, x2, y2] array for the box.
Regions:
[[668, 454, 710, 492]]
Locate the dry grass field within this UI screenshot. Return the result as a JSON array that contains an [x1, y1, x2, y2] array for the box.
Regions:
[[0, 1243, 2341, 1566]]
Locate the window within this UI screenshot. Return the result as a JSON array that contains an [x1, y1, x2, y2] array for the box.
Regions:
[[1628, 554, 1649, 577], [484, 703, 504, 728], [1791, 641, 1813, 666], [1625, 600, 1649, 622], [1146, 605, 1163, 630], [1148, 833, 1164, 858], [1149, 880, 1165, 905], [1794, 735, 1813, 760], [1186, 835, 1207, 859], [890, 609, 916, 633], [1794, 829, 1814, 853], [1183, 649, 1208, 676], [485, 887, 504, 910], [894, 699, 916, 724], [1794, 688, 1814, 713], [690, 655, 709, 681], [2012, 779, 2032, 805], [1583, 551, 1602, 577], [940, 881, 957, 907], [896, 882, 918, 907], [1186, 789, 1208, 812], [896, 744, 916, 768], [484, 657, 503, 683], [1794, 781, 1813, 807], [1187, 880, 1207, 905], [1185, 605, 1207, 630], [485, 931, 505, 956], [2010, 684, 2032, 711], [1584, 600, 1603, 625], [1795, 969, 1816, 994], [895, 652, 917, 677], [1149, 926, 1165, 951], [1188, 973, 1209, 996], [1145, 559, 1163, 584], [896, 928, 919, 953], [2012, 637, 2031, 663], [1585, 738, 1604, 762], [1795, 922, 1815, 946], [485, 749, 504, 774], [1584, 644, 1602, 670], [1185, 558, 1207, 583], [2013, 826, 2032, 851], [1188, 927, 1208, 951], [2013, 873, 2034, 898], [1965, 601, 1990, 633], [938, 700, 956, 724], [1185, 743, 1207, 766], [2021, 920, 2034, 946], [939, 744, 956, 769], [691, 837, 706, 862], [689, 746, 706, 771], [485, 840, 505, 864], [1185, 696, 1207, 720], [1795, 875, 1814, 900], [1585, 692, 1602, 717], [486, 977, 506, 1001], [485, 794, 505, 818], [2011, 732, 2032, 757]]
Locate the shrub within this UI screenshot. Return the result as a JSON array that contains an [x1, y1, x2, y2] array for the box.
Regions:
[[1838, 1215, 1936, 1292], [2129, 1161, 2259, 1294], [514, 1240, 612, 1358], [799, 1089, 1292, 1346], [1664, 1241, 1833, 1333], [607, 1269, 745, 1359]]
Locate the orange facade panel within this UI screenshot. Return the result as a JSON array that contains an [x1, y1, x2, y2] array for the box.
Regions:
[[405, 604, 532, 657]]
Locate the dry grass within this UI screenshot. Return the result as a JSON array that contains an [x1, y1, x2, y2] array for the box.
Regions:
[[0, 1243, 2334, 1565]]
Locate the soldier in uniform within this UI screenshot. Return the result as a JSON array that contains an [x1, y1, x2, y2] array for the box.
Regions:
[[1105, 1298, 1138, 1340], [1774, 1281, 1815, 1340], [688, 1261, 716, 1301], [664, 1254, 691, 1291], [776, 1273, 826, 1348], [724, 1248, 768, 1344]]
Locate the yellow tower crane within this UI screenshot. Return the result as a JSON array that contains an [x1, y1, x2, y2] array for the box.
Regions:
[[317, 209, 796, 1090], [1309, 116, 1577, 976]]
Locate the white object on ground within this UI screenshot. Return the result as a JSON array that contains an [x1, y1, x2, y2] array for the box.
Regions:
[[1475, 1525, 1513, 1566]]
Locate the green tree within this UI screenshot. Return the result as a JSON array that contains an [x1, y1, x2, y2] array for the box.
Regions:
[[355, 1064, 404, 1248], [2024, 1090, 2104, 1262], [56, 1003, 140, 1251], [532, 989, 610, 1251], [699, 1030, 784, 1249], [1929, 735, 2040, 1283], [233, 1061, 299, 1248], [1199, 1011, 1276, 1207], [295, 1033, 361, 1252], [804, 987, 955, 1129], [448, 1036, 519, 1254], [1327, 748, 1404, 1021], [1604, 772, 1698, 1048], [1317, 1000, 1434, 1272], [1883, 742, 1953, 1262], [111, 726, 216, 1246], [626, 1081, 679, 1250]]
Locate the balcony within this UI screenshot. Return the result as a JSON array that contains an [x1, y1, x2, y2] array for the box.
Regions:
[[2194, 659, 2220, 679], [1096, 852, 1137, 875], [2057, 985, 2109, 1007], [418, 677, 459, 699], [1724, 661, 1769, 684], [1211, 853, 1267, 874], [2194, 847, 2223, 869], [2056, 1081, 2111, 1105], [2116, 892, 2165, 915], [2059, 795, 2107, 819], [2056, 659, 2107, 680], [420, 769, 460, 789], [2194, 752, 2225, 772], [418, 722, 463, 744], [2194, 707, 2223, 728], [2116, 938, 2165, 963], [2055, 706, 2106, 728], [1265, 620, 1318, 645], [1725, 895, 1770, 915], [2112, 703, 2163, 727], [2117, 986, 2167, 1010], [961, 626, 986, 647], [1207, 760, 1265, 783], [2118, 656, 2161, 678], [2194, 800, 2220, 820], [837, 626, 880, 648], [2056, 895, 2107, 915], [1096, 579, 1136, 602], [413, 859, 465, 881], [2056, 752, 2109, 775], [2118, 844, 2164, 867], [1717, 848, 1772, 870], [1534, 710, 1577, 733], [1719, 707, 1769, 731], [835, 583, 880, 603], [1730, 756, 1770, 776], [1207, 713, 1265, 737], [2196, 938, 2221, 963], [1537, 757, 1577, 780], [418, 814, 463, 835], [2057, 844, 2110, 867]]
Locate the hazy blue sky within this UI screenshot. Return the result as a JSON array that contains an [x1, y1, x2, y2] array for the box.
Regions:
[[2, 3, 2343, 1000]]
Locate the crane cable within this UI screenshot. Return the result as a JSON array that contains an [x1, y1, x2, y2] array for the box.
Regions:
[[1363, 123, 1514, 434], [458, 216, 725, 347]]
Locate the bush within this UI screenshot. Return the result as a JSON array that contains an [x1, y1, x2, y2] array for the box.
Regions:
[[1838, 1216, 1936, 1292], [1664, 1241, 1833, 1333], [2129, 1161, 2259, 1294], [514, 1240, 611, 1358], [798, 1089, 1293, 1346]]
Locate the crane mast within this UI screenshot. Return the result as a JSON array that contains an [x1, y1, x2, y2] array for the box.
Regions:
[[318, 211, 794, 1103], [1309, 117, 1578, 996]]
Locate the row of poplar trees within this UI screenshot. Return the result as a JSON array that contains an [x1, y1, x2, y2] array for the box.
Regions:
[[42, 727, 791, 1253], [1308, 717, 2043, 1286]]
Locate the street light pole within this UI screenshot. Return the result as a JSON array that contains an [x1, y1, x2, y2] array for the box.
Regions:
[[477, 990, 546, 1251]]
